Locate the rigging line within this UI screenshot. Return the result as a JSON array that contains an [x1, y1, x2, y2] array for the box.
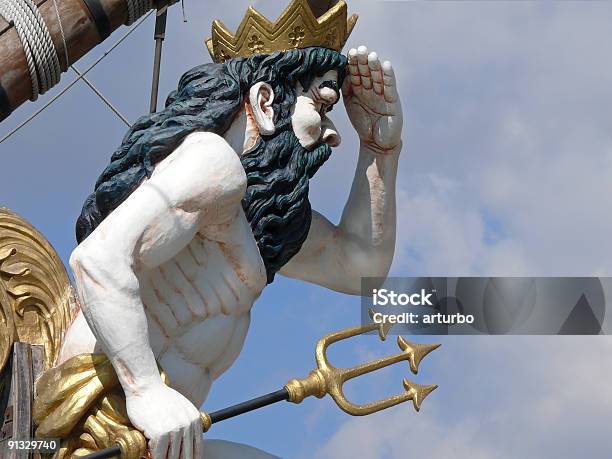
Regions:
[[71, 66, 131, 127], [52, 0, 129, 127], [0, 10, 153, 146]]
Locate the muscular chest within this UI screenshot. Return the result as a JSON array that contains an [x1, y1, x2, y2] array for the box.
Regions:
[[137, 213, 266, 347]]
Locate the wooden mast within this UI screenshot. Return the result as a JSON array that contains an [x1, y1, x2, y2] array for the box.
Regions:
[[0, 0, 147, 122]]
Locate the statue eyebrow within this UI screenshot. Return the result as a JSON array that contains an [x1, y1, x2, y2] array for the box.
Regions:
[[318, 80, 340, 103]]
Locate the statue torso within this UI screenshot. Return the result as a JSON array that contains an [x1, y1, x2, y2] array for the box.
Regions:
[[60, 206, 267, 408], [138, 213, 267, 405]]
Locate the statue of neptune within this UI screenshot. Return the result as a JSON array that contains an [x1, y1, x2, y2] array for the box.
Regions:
[[56, 1, 402, 457]]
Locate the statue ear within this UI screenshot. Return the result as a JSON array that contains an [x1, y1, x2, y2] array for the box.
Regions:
[[248, 82, 275, 135]]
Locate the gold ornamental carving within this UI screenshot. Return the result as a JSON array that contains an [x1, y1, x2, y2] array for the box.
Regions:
[[0, 207, 75, 372]]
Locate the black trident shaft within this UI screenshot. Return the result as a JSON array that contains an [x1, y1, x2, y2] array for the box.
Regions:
[[206, 388, 289, 424], [81, 388, 290, 459]]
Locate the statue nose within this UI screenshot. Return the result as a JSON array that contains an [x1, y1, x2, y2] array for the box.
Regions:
[[322, 129, 341, 147], [321, 118, 341, 147]]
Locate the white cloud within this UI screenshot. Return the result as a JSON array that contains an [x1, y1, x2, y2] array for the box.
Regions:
[[313, 409, 496, 459], [392, 179, 529, 276]]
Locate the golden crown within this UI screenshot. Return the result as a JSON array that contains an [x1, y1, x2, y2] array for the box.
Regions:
[[205, 0, 358, 64]]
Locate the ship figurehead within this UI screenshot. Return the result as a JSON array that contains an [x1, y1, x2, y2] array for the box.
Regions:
[[0, 2, 435, 459]]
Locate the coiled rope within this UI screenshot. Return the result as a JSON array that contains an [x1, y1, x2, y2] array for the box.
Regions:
[[0, 0, 61, 101]]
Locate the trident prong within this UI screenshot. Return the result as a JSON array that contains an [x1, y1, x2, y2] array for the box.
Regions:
[[368, 307, 393, 340], [403, 378, 438, 412], [285, 318, 441, 416], [397, 336, 441, 374]]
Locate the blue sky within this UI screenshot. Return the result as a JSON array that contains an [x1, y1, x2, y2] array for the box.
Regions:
[[2, 1, 612, 457]]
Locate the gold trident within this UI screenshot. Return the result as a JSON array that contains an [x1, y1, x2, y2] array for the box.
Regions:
[[87, 314, 443, 458], [283, 310, 441, 415]]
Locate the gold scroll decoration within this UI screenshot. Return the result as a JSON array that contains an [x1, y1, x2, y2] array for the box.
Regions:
[[0, 207, 75, 373]]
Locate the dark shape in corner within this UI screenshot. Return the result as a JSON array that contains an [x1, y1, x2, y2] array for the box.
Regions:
[[559, 294, 602, 335]]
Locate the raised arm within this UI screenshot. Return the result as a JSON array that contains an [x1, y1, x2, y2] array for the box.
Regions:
[[281, 46, 402, 294], [69, 132, 246, 459]]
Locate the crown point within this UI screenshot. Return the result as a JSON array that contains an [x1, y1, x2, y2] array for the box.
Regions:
[[206, 0, 358, 63]]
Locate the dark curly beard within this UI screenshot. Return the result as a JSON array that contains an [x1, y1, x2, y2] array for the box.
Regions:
[[240, 130, 332, 284]]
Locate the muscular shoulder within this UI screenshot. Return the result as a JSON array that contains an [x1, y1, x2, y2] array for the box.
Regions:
[[150, 132, 247, 210]]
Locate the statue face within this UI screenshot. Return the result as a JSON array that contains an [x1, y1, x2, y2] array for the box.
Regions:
[[291, 70, 341, 150], [246, 69, 342, 152]]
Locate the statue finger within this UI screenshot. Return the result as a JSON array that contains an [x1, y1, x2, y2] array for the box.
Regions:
[[347, 48, 362, 93], [168, 430, 182, 459], [182, 424, 194, 459], [150, 435, 170, 459], [368, 52, 384, 95], [357, 46, 372, 89], [382, 60, 399, 103], [192, 422, 203, 459]]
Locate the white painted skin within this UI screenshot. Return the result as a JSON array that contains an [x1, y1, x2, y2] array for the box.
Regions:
[[60, 46, 402, 459]]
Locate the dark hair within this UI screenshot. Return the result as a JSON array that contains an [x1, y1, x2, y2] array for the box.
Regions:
[[242, 129, 332, 283], [76, 47, 347, 243]]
